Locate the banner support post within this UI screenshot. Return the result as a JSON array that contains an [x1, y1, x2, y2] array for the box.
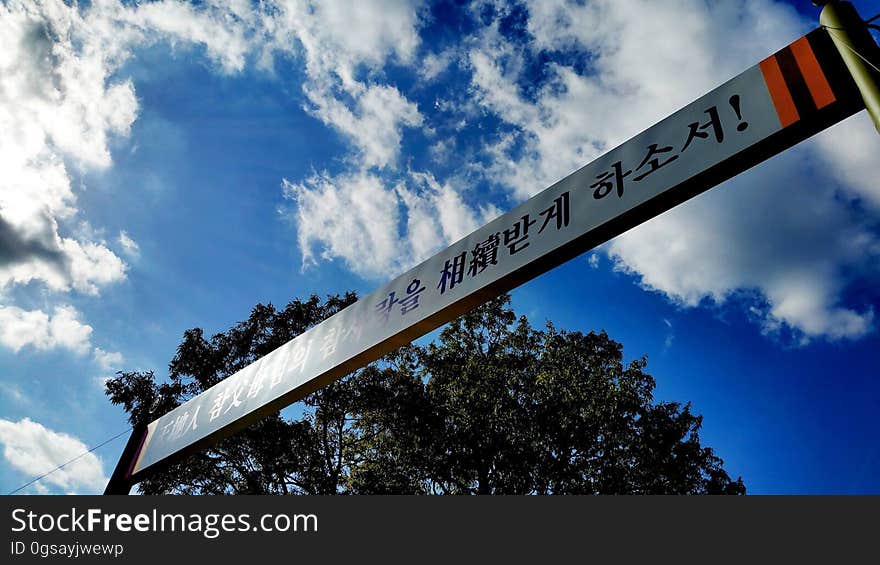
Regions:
[[104, 423, 148, 495], [819, 1, 880, 132]]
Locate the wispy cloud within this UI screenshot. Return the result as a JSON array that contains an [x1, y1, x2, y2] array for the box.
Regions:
[[117, 231, 140, 259], [663, 318, 674, 350], [0, 381, 28, 405], [93, 348, 125, 372]]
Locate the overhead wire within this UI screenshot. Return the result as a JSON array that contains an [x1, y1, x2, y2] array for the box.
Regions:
[[820, 24, 880, 74], [5, 427, 132, 495]]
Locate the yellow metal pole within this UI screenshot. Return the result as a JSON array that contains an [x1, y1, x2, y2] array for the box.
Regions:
[[819, 1, 880, 132]]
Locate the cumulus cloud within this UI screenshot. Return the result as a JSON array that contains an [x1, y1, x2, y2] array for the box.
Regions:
[[0, 0, 131, 294], [284, 170, 489, 279], [0, 0, 312, 297], [462, 0, 878, 342], [0, 304, 93, 354], [606, 148, 876, 341], [1, 0, 428, 297], [0, 0, 281, 364], [0, 418, 107, 494]]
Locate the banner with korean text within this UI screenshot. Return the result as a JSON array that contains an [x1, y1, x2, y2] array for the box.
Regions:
[[127, 28, 865, 481]]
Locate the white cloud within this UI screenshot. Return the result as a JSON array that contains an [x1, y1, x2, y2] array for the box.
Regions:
[[0, 0, 284, 297], [93, 347, 124, 372], [124, 0, 257, 74], [0, 0, 287, 374], [812, 115, 880, 211], [284, 171, 402, 279], [420, 49, 456, 81], [264, 0, 426, 168], [0, 304, 93, 354], [0, 0, 432, 283], [403, 171, 483, 251], [0, 418, 107, 494], [606, 146, 877, 341], [663, 318, 674, 350], [263, 0, 422, 77], [305, 83, 423, 168], [429, 138, 454, 163], [0, 0, 138, 295], [463, 0, 878, 342], [117, 230, 140, 258], [284, 169, 484, 280], [0, 381, 28, 405], [1, 0, 429, 319]]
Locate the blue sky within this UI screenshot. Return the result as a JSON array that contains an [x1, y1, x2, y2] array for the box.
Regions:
[[1, 0, 879, 494]]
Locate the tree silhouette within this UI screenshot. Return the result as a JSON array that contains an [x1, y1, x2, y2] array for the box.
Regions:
[[106, 293, 745, 494]]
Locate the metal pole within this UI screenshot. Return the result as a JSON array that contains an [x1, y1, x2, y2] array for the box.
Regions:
[[103, 423, 148, 495], [819, 1, 880, 132]]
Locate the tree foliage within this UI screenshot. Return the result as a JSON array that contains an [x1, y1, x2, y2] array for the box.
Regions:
[[106, 293, 745, 494]]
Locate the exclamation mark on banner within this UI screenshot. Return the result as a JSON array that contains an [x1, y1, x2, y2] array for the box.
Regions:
[[729, 95, 749, 131]]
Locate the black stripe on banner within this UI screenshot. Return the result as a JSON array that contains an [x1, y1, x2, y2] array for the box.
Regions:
[[776, 46, 818, 118], [806, 28, 861, 104]]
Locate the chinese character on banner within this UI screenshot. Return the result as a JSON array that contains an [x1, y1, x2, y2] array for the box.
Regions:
[[632, 144, 678, 182], [222, 382, 246, 415], [503, 215, 536, 255], [321, 326, 341, 360], [270, 340, 312, 388], [341, 321, 363, 345], [209, 387, 231, 422], [161, 418, 175, 439], [399, 279, 426, 314], [681, 105, 724, 152], [438, 252, 467, 294], [247, 368, 266, 399], [538, 192, 570, 233], [591, 161, 631, 199], [468, 233, 501, 277], [170, 406, 200, 440]]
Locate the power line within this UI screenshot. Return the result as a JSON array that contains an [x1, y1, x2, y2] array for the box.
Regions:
[[6, 428, 132, 495], [821, 25, 880, 74]]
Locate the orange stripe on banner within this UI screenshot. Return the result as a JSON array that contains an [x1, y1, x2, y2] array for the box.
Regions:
[[790, 36, 836, 109], [759, 55, 799, 128]]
